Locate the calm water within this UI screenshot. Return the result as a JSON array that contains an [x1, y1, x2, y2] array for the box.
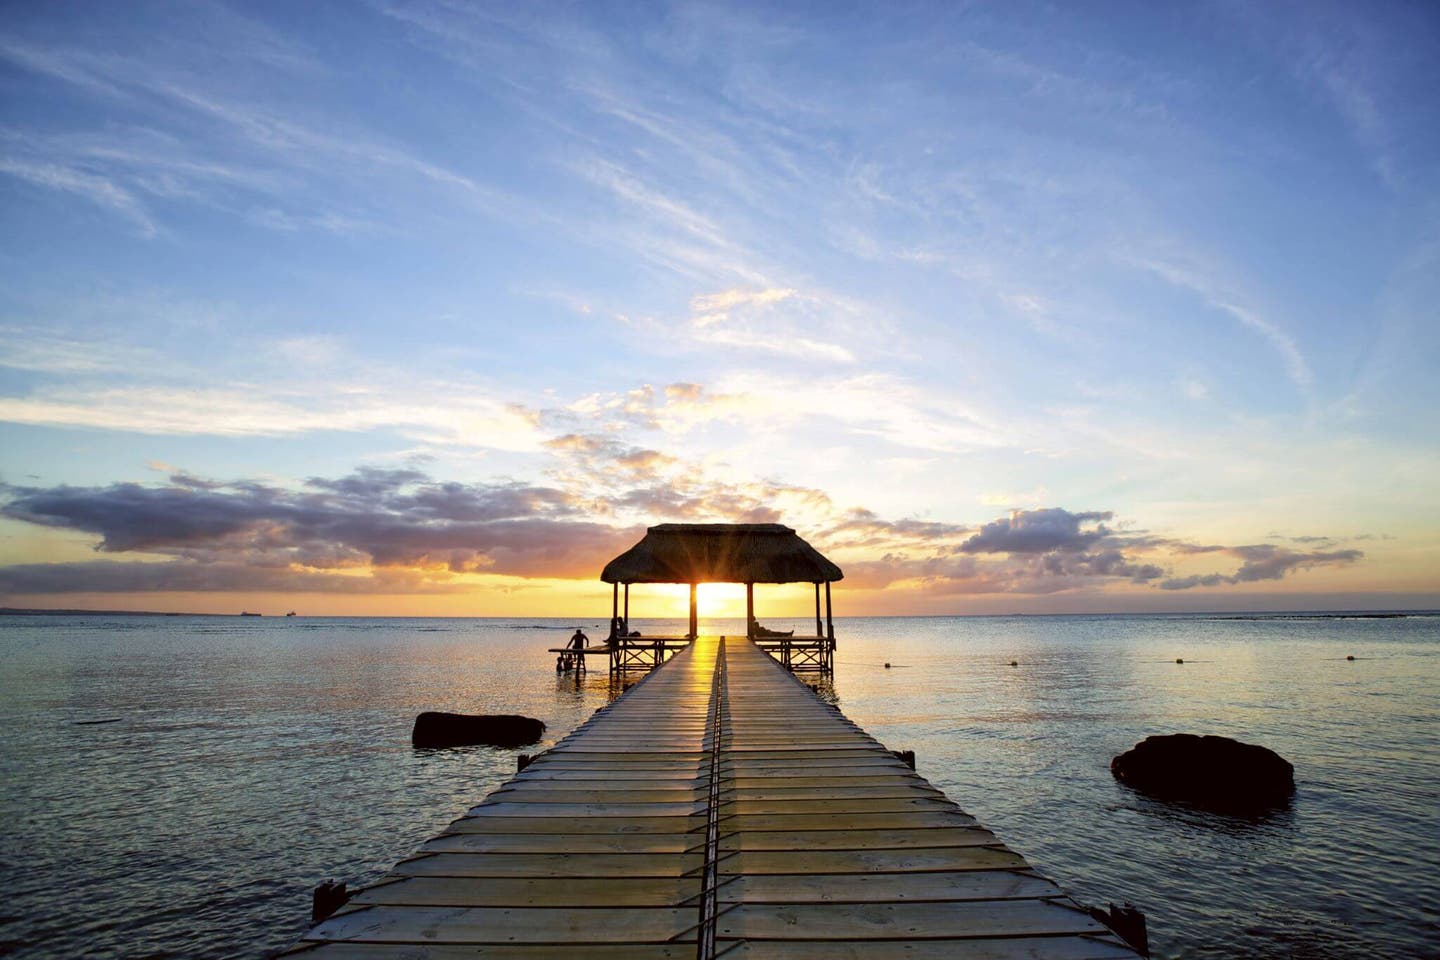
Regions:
[[1, 613, 1437, 958]]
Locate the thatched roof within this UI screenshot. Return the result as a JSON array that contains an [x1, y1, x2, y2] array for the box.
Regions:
[[601, 523, 843, 585]]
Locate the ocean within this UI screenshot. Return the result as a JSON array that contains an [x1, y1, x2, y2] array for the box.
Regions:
[[0, 613, 1436, 958]]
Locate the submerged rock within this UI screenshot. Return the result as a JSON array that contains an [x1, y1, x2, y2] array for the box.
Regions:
[[412, 712, 545, 749], [1111, 734, 1294, 812]]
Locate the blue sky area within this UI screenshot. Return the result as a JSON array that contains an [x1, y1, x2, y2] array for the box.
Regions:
[[1, 1, 1437, 615]]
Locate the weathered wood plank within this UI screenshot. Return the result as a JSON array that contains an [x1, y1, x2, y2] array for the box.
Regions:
[[720, 797, 962, 816], [350, 876, 701, 907], [283, 944, 698, 958], [396, 851, 705, 878], [448, 815, 705, 835], [718, 937, 1143, 959], [722, 811, 979, 831], [723, 846, 1030, 875], [469, 801, 706, 817], [427, 832, 701, 854], [715, 900, 1108, 940], [307, 904, 699, 943], [723, 785, 944, 801], [487, 788, 708, 803], [725, 871, 1061, 903], [717, 826, 997, 852]]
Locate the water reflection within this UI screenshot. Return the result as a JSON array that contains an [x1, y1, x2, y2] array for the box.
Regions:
[[0, 613, 1434, 960]]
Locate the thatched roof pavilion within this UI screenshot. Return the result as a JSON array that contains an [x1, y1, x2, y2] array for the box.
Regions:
[[601, 523, 843, 585], [600, 523, 842, 656]]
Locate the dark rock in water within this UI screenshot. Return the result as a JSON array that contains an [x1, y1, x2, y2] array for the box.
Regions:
[[412, 712, 545, 748], [1111, 734, 1294, 812]]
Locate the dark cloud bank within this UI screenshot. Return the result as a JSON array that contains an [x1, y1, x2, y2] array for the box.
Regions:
[[0, 469, 1364, 598], [826, 507, 1363, 596]]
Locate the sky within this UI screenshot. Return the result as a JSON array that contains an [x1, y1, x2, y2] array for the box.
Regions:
[[1, 0, 1437, 618]]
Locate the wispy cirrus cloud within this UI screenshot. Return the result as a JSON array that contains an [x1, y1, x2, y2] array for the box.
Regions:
[[687, 287, 858, 364], [0, 329, 548, 452], [0, 155, 159, 237], [0, 19, 506, 237], [0, 383, 544, 449], [1121, 253, 1313, 390]]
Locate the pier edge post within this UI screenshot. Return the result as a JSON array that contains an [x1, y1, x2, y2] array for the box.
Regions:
[[312, 880, 350, 924], [1088, 902, 1149, 956]]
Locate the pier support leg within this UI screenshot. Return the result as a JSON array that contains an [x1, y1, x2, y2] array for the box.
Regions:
[[689, 582, 698, 640], [814, 582, 822, 638], [1089, 903, 1149, 956], [746, 582, 754, 639], [824, 581, 835, 672], [312, 880, 350, 924]]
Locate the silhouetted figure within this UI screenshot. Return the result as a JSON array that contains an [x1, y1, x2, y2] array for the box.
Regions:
[[749, 617, 793, 638], [569, 628, 588, 651]]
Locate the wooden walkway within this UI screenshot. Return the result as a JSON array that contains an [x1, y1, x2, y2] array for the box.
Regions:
[[285, 637, 1142, 958]]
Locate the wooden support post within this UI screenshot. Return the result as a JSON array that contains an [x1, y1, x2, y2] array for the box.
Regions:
[[746, 582, 754, 639], [825, 581, 834, 641], [1088, 903, 1149, 956], [312, 880, 350, 924], [611, 582, 619, 639], [825, 580, 835, 672], [689, 582, 698, 640], [814, 582, 822, 637], [623, 582, 629, 626]]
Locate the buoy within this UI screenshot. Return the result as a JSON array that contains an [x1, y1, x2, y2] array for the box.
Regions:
[[1346, 655, 1355, 661], [1176, 658, 1184, 664], [1009, 660, 1018, 667], [884, 662, 892, 669]]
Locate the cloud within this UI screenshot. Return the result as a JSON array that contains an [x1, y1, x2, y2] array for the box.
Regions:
[[686, 286, 860, 364], [0, 326, 159, 374], [691, 288, 797, 312], [821, 505, 1362, 597], [663, 382, 704, 402], [0, 463, 1370, 600], [815, 508, 970, 550], [0, 156, 158, 237], [0, 561, 470, 595], [1125, 254, 1313, 389], [960, 508, 1115, 554], [0, 369, 547, 451], [0, 468, 638, 593], [0, 25, 511, 237], [542, 429, 831, 526], [1158, 545, 1364, 590]]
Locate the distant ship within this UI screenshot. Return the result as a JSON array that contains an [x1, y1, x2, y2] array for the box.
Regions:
[[240, 611, 262, 617], [285, 611, 297, 617]]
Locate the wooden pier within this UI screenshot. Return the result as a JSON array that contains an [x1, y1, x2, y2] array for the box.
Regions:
[[286, 636, 1143, 958]]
